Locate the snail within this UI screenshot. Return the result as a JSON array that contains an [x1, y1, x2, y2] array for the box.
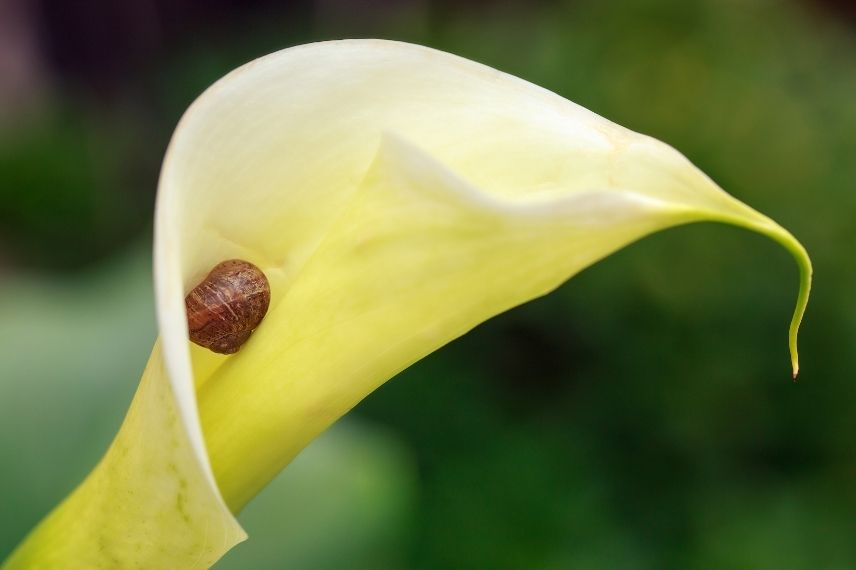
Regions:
[[185, 259, 271, 354]]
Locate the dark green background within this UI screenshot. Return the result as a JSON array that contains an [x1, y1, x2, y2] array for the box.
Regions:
[[1, 0, 854, 567]]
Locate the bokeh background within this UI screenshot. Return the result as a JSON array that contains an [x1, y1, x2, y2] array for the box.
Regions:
[[1, 0, 854, 567]]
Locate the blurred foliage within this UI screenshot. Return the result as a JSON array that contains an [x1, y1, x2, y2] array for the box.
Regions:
[[2, 0, 856, 568]]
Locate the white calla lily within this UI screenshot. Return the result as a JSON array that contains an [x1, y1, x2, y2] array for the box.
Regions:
[[2, 39, 810, 569]]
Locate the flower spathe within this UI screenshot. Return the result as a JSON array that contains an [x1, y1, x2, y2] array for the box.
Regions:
[[2, 40, 811, 569]]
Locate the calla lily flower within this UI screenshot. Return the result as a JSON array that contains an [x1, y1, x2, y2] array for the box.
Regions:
[[2, 39, 811, 569]]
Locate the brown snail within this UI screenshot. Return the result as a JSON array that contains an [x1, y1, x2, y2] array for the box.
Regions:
[[185, 259, 271, 354]]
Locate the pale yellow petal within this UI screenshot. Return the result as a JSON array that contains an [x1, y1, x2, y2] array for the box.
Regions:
[[4, 39, 810, 569]]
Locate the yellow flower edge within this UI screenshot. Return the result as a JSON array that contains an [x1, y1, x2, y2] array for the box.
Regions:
[[2, 40, 811, 569]]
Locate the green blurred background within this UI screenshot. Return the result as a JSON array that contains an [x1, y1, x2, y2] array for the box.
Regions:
[[1, 0, 854, 567]]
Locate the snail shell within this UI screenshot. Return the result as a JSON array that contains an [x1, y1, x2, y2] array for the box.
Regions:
[[185, 259, 271, 354]]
